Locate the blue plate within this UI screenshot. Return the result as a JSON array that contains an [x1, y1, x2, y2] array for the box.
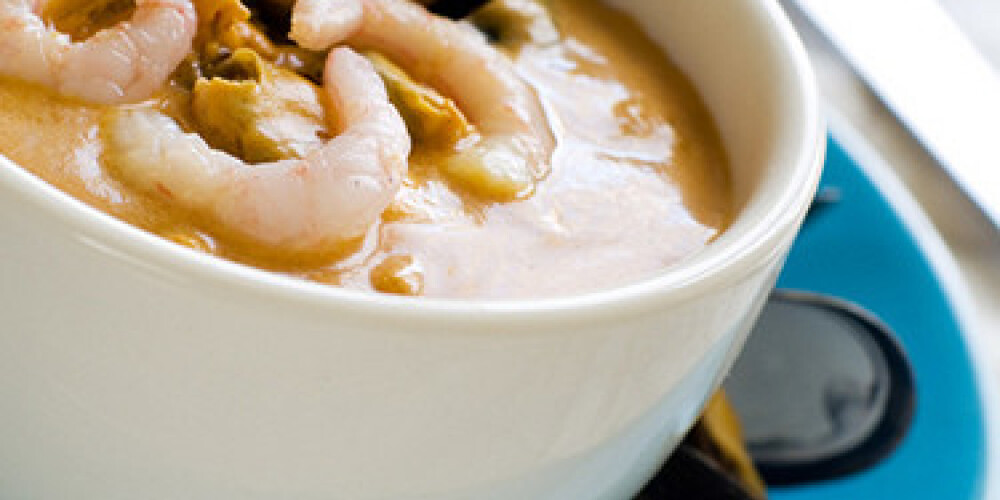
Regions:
[[768, 128, 989, 499]]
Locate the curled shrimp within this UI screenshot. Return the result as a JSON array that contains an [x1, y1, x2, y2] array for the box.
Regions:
[[0, 0, 196, 104], [290, 0, 555, 198], [290, 0, 363, 52], [105, 47, 411, 254]]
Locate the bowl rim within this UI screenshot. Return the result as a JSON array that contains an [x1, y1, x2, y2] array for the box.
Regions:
[[0, 0, 825, 325]]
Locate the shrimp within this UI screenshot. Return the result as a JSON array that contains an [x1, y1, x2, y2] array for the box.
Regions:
[[0, 0, 196, 104], [290, 0, 555, 198], [290, 0, 363, 52], [105, 47, 411, 254]]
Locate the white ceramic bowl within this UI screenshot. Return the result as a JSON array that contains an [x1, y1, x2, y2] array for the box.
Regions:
[[0, 1, 823, 499]]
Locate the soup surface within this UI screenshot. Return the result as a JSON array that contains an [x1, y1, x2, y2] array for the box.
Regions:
[[0, 0, 730, 298]]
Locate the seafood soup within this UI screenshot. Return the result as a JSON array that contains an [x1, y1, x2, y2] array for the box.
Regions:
[[0, 0, 731, 299]]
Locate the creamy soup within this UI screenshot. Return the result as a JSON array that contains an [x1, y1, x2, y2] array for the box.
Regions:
[[0, 0, 730, 298]]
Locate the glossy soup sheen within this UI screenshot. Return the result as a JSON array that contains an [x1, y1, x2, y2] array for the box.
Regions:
[[0, 0, 731, 299]]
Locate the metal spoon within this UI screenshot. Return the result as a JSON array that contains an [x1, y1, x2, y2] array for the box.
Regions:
[[636, 290, 915, 498], [724, 290, 915, 486]]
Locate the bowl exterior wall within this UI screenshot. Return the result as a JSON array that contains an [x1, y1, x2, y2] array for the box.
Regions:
[[0, 196, 789, 499]]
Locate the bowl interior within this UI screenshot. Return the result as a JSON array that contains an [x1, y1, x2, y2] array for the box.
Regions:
[[0, 0, 823, 318], [602, 0, 824, 296], [613, 0, 821, 208]]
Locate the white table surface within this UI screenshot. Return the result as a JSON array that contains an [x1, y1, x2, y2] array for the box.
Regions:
[[781, 0, 1000, 377]]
